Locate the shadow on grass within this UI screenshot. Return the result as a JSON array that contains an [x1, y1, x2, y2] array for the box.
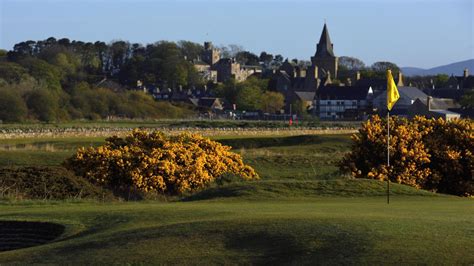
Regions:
[[47, 219, 372, 264]]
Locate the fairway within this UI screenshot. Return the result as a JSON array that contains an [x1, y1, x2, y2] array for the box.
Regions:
[[0, 133, 472, 264]]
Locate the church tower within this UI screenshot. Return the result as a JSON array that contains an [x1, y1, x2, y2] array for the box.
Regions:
[[202, 42, 220, 66], [311, 23, 338, 79]]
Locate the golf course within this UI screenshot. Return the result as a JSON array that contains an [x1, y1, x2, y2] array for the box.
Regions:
[[0, 130, 472, 264]]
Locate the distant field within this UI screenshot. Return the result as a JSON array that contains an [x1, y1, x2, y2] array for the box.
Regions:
[[0, 132, 472, 264], [0, 120, 359, 139], [0, 119, 361, 129]]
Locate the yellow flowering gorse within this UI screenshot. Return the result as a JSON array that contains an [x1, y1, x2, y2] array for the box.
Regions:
[[340, 115, 473, 196], [65, 130, 259, 195]]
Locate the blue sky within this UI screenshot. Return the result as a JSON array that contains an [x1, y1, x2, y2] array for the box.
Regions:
[[1, 0, 473, 68]]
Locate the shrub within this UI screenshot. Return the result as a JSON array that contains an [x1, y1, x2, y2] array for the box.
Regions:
[[339, 115, 473, 196], [0, 166, 111, 200], [65, 130, 259, 195]]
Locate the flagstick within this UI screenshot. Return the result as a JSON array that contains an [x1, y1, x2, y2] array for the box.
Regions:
[[387, 111, 390, 204]]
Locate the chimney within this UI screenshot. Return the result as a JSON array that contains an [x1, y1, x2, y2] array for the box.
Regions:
[[427, 96, 432, 110], [397, 72, 404, 87], [464, 68, 469, 78], [356, 71, 361, 81]]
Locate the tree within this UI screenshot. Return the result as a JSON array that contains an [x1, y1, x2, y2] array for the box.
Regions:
[[371, 61, 400, 73], [235, 51, 260, 66], [460, 89, 474, 108], [339, 56, 365, 70], [271, 54, 284, 68], [236, 84, 262, 111], [215, 78, 239, 105], [218, 44, 244, 58], [26, 89, 59, 121], [434, 74, 449, 88], [18, 57, 63, 91], [108, 40, 131, 74], [260, 91, 284, 113], [177, 40, 203, 61], [0, 62, 30, 83], [0, 89, 28, 122], [228, 44, 244, 57], [259, 52, 273, 66]]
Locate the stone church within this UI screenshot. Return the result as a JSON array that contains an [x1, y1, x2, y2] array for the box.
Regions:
[[270, 23, 339, 110]]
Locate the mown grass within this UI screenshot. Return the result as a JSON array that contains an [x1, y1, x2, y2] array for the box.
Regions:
[[0, 195, 472, 264], [0, 133, 472, 264]]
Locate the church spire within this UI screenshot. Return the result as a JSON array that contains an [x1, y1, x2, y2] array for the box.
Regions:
[[315, 23, 335, 57]]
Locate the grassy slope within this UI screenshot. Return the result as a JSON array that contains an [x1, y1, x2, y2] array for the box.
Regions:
[[0, 133, 472, 264]]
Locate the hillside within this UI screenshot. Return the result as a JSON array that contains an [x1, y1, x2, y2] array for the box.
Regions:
[[401, 59, 474, 76]]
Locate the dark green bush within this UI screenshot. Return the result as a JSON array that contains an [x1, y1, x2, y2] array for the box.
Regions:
[[0, 166, 113, 200]]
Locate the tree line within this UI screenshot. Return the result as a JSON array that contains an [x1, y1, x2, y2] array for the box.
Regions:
[[0, 37, 292, 122]]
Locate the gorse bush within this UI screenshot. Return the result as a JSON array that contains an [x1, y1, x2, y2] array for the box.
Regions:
[[65, 130, 259, 195], [340, 115, 473, 196]]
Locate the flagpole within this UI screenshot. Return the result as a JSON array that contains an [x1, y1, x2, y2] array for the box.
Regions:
[[387, 111, 390, 204]]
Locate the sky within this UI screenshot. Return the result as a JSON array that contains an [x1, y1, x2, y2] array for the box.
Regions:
[[0, 0, 473, 68]]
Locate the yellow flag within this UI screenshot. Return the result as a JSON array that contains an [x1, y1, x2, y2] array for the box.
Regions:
[[386, 70, 400, 111]]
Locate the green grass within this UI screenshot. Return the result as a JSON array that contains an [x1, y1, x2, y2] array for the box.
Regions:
[[0, 134, 350, 180], [0, 195, 472, 264], [183, 179, 440, 201], [0, 133, 472, 264]]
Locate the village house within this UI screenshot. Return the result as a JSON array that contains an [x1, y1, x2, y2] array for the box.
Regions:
[[315, 85, 373, 120], [372, 86, 428, 116], [408, 96, 461, 120], [423, 68, 474, 100]]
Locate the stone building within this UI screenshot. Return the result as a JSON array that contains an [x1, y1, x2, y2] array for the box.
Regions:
[[202, 42, 221, 65], [193, 42, 261, 83], [271, 23, 339, 96], [311, 23, 338, 79]]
